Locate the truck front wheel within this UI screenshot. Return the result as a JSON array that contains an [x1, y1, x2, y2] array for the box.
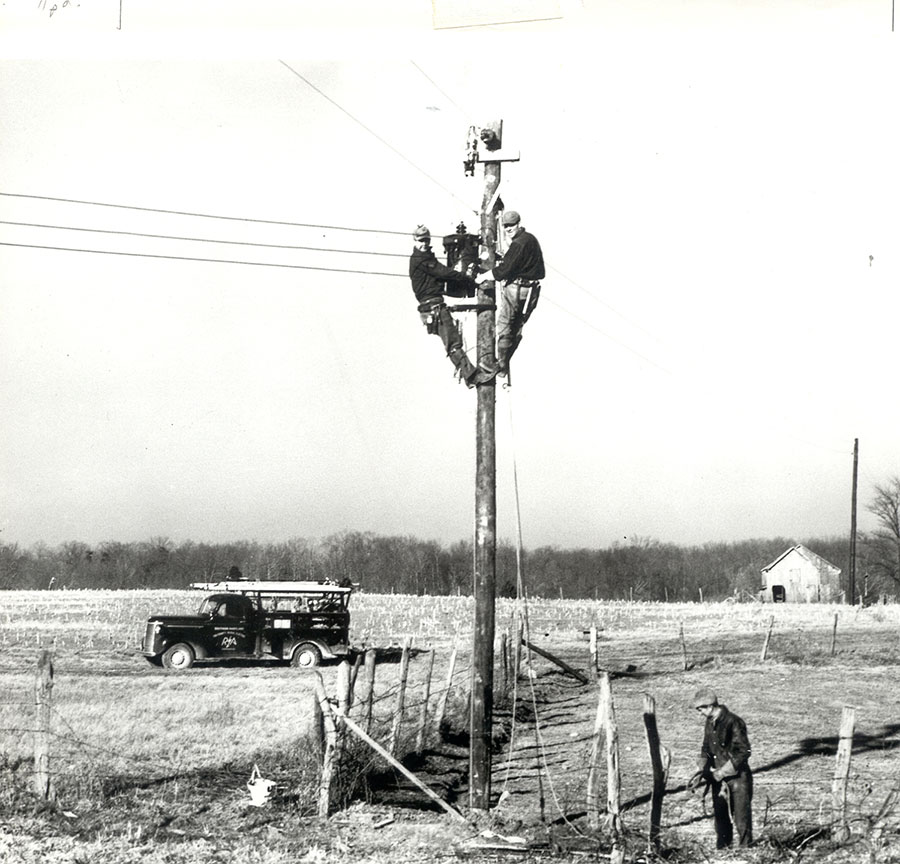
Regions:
[[291, 643, 322, 669], [162, 643, 195, 670]]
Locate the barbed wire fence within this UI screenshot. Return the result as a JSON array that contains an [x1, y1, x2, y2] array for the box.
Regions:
[[2, 615, 899, 859]]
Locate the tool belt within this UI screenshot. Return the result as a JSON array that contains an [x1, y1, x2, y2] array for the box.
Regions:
[[418, 299, 444, 335], [512, 280, 541, 323]]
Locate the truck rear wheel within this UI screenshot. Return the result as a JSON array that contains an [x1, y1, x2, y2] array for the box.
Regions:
[[162, 643, 195, 670], [291, 643, 322, 669]]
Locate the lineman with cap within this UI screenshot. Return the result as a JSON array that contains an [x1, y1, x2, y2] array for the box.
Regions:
[[409, 224, 497, 388], [474, 210, 545, 378], [688, 687, 753, 849]]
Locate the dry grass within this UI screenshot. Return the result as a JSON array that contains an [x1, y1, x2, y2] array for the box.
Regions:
[[1, 591, 899, 863]]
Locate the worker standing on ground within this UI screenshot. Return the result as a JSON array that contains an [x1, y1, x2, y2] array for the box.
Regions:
[[687, 688, 753, 849], [409, 224, 497, 388], [474, 210, 544, 377]]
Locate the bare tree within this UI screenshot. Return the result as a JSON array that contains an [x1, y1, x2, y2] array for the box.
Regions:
[[864, 475, 900, 593]]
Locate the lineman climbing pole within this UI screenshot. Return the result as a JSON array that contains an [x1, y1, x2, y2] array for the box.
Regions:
[[469, 120, 520, 810]]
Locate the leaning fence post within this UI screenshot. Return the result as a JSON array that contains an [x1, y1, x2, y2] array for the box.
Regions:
[[642, 693, 665, 852], [831, 705, 856, 843], [388, 637, 411, 756], [589, 624, 598, 683], [760, 616, 774, 661], [414, 648, 435, 755], [34, 650, 56, 801], [830, 612, 839, 657]]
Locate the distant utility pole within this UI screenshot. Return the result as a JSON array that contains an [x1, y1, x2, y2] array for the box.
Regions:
[[469, 119, 519, 810], [848, 438, 859, 605]]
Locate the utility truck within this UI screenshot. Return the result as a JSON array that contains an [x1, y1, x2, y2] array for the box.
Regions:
[[140, 579, 353, 670]]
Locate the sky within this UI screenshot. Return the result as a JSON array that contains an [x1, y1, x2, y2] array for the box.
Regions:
[[1, 4, 898, 552]]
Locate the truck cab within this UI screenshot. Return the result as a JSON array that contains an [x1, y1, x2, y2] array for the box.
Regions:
[[140, 580, 353, 670]]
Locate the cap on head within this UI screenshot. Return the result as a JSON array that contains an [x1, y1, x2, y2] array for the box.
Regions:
[[501, 211, 521, 227], [692, 687, 718, 709], [413, 224, 431, 240]]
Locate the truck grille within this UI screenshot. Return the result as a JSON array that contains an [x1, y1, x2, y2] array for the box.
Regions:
[[142, 621, 159, 653]]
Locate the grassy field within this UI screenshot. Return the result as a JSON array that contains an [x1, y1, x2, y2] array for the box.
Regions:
[[1, 590, 899, 863]]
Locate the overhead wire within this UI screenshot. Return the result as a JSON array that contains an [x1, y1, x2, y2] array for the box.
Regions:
[[0, 191, 410, 236], [0, 241, 403, 277], [278, 61, 475, 215], [0, 219, 409, 258]]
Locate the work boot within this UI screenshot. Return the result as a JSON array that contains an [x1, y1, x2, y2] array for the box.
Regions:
[[470, 367, 498, 386]]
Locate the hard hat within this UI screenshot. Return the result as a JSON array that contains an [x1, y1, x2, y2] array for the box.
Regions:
[[692, 687, 718, 709], [501, 210, 521, 226], [413, 224, 431, 239]]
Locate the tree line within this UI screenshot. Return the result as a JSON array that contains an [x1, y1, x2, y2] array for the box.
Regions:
[[0, 528, 896, 601]]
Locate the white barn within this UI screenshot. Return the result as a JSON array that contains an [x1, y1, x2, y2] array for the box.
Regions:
[[760, 544, 842, 603]]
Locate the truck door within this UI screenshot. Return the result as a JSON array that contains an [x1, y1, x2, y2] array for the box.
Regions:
[[211, 597, 256, 655]]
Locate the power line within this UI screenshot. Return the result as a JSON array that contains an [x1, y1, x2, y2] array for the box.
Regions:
[[0, 241, 404, 277], [548, 263, 673, 350], [409, 62, 474, 123], [0, 220, 409, 258], [542, 297, 672, 375], [278, 61, 474, 214], [0, 191, 410, 236]]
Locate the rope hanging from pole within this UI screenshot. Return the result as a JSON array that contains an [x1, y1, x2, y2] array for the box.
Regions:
[[499, 390, 588, 833]]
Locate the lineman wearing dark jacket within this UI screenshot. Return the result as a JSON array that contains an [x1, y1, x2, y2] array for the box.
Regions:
[[474, 210, 545, 376], [688, 688, 753, 848], [409, 224, 497, 388]]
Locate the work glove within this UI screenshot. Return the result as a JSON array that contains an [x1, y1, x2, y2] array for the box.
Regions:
[[711, 760, 736, 782]]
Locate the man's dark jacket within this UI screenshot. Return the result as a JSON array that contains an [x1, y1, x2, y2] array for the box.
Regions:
[[409, 247, 476, 305], [492, 230, 545, 283], [700, 705, 752, 776]]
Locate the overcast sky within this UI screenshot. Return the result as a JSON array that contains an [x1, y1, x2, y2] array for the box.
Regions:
[[1, 7, 898, 551]]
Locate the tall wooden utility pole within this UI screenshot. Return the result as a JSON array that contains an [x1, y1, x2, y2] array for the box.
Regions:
[[468, 119, 519, 810], [848, 438, 859, 605], [470, 119, 502, 810]]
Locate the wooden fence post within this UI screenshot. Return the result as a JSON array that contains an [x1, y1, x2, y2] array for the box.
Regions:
[[33, 650, 55, 801], [642, 694, 665, 852], [586, 681, 605, 829], [348, 651, 364, 708], [362, 648, 377, 735], [830, 612, 839, 657], [337, 660, 352, 717], [589, 625, 598, 683], [388, 637, 411, 756], [679, 621, 689, 672], [414, 649, 435, 755], [831, 705, 856, 843], [760, 616, 774, 661], [500, 631, 509, 698], [314, 672, 338, 817], [433, 643, 458, 740], [602, 672, 624, 863], [514, 616, 524, 678]]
